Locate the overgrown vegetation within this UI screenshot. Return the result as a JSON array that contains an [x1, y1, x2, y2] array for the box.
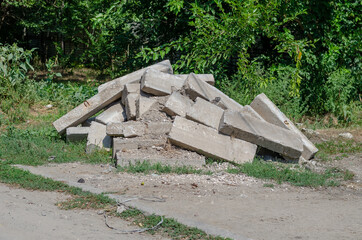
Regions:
[[0, 0, 360, 124]]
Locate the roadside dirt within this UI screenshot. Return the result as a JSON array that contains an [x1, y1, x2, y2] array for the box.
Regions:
[[0, 183, 166, 240], [18, 161, 362, 240]]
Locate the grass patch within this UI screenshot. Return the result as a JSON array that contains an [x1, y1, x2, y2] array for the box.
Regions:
[[316, 140, 361, 157], [117, 161, 212, 175], [0, 126, 111, 166], [227, 159, 352, 187]]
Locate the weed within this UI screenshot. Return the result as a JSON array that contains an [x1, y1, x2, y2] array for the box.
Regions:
[[227, 158, 350, 187], [117, 161, 209, 175], [316, 140, 361, 155], [0, 126, 111, 166], [263, 183, 274, 188]]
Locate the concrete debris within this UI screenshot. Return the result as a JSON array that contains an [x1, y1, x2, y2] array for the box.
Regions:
[[339, 132, 353, 139], [219, 110, 303, 159], [86, 121, 111, 154], [66, 127, 90, 142], [186, 97, 224, 130], [162, 91, 193, 117], [250, 93, 318, 159], [53, 59, 318, 168]]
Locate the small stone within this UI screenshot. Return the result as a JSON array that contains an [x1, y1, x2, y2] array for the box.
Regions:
[[46, 104, 53, 109], [77, 178, 85, 183], [117, 205, 126, 214], [97, 210, 105, 215], [339, 132, 353, 139]]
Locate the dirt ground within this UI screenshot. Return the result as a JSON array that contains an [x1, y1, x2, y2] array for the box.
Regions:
[[2, 128, 362, 240], [0, 183, 166, 240]]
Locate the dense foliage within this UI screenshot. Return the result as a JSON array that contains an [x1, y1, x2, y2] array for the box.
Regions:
[[0, 0, 361, 123]]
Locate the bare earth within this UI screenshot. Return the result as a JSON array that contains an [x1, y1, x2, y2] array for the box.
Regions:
[[0, 183, 166, 240], [16, 160, 362, 240]]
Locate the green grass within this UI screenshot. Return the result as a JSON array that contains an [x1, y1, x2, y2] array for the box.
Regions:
[[0, 126, 111, 166], [315, 139, 361, 161], [117, 160, 212, 175], [227, 159, 353, 187]]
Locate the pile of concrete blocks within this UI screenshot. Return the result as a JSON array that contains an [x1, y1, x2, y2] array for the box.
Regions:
[[53, 60, 318, 167]]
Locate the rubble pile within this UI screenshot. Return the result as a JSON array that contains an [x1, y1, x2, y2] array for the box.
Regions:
[[53, 60, 318, 167]]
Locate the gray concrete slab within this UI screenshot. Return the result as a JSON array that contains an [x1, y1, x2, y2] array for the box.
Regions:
[[95, 101, 126, 125], [146, 122, 173, 136], [141, 69, 185, 96], [106, 121, 146, 138], [184, 73, 244, 112], [162, 92, 193, 117], [98, 60, 173, 92], [121, 83, 140, 105], [125, 93, 139, 120], [250, 93, 318, 159], [66, 127, 90, 142], [219, 110, 303, 159], [86, 121, 112, 153], [136, 96, 158, 119], [53, 81, 124, 134], [175, 74, 215, 85], [169, 117, 257, 164], [186, 97, 224, 129]]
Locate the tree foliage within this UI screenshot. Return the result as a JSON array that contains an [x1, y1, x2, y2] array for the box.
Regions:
[[0, 0, 360, 122]]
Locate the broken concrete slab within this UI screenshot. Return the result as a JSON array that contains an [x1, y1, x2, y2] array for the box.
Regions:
[[106, 121, 146, 138], [162, 91, 193, 117], [146, 122, 173, 136], [136, 96, 157, 119], [184, 73, 244, 112], [86, 121, 111, 153], [112, 137, 166, 159], [141, 69, 185, 96], [123, 121, 146, 138], [53, 81, 124, 134], [175, 74, 215, 86], [186, 97, 224, 129], [121, 83, 140, 105], [95, 101, 126, 125], [125, 93, 139, 120], [219, 110, 303, 159], [168, 117, 257, 164], [240, 105, 265, 121], [66, 127, 90, 142], [250, 93, 318, 159], [98, 60, 173, 92]]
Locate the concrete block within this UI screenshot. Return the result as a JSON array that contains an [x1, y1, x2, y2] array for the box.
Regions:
[[184, 73, 244, 112], [141, 69, 185, 96], [86, 122, 111, 153], [66, 127, 90, 142], [106, 121, 146, 138], [240, 105, 264, 121], [123, 121, 146, 138], [146, 122, 173, 135], [112, 137, 166, 159], [125, 93, 139, 120], [175, 74, 215, 86], [219, 110, 303, 159], [250, 93, 318, 159], [121, 83, 140, 105], [186, 97, 224, 129], [95, 101, 126, 125], [168, 117, 257, 164], [136, 96, 157, 119], [98, 60, 173, 92], [53, 80, 124, 134], [162, 92, 193, 117]]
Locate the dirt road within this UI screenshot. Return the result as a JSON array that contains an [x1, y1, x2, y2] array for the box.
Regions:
[[17, 162, 362, 240], [0, 183, 166, 240]]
